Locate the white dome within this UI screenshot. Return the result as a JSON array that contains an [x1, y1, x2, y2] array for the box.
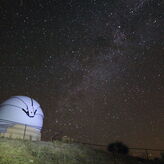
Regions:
[[0, 96, 44, 129]]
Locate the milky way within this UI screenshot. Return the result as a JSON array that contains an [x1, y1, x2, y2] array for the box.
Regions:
[[0, 0, 163, 151]]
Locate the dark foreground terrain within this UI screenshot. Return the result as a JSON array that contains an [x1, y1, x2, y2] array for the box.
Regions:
[[0, 138, 163, 164]]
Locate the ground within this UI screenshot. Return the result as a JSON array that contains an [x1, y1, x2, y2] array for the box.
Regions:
[[0, 138, 163, 164]]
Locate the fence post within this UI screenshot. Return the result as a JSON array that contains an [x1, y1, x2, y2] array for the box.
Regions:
[[23, 125, 27, 140], [145, 149, 149, 160], [112, 152, 117, 164]]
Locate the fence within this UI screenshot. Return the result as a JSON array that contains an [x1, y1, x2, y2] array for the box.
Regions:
[[49, 134, 164, 160], [72, 141, 164, 160], [129, 147, 164, 160]]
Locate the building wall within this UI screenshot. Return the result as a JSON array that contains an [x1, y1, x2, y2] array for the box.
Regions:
[[0, 124, 41, 141]]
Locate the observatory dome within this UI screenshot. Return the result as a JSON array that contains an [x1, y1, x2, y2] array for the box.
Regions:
[[0, 96, 44, 129]]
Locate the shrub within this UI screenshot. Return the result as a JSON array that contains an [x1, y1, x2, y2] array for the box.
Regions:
[[62, 136, 74, 143], [107, 141, 129, 155], [160, 151, 164, 161]]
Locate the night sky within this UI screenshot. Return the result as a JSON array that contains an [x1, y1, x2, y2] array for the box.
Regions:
[[0, 0, 163, 150]]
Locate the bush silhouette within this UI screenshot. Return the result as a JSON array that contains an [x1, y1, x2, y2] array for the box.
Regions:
[[160, 151, 164, 161], [107, 142, 129, 155]]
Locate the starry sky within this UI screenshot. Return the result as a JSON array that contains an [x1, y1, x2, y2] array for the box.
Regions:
[[0, 0, 163, 150]]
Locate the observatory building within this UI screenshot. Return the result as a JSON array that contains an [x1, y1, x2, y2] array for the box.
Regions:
[[0, 96, 44, 141]]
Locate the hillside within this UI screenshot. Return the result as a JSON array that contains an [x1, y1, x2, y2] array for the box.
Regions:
[[0, 138, 163, 164]]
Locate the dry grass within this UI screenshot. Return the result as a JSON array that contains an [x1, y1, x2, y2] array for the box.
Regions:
[[0, 137, 163, 164]]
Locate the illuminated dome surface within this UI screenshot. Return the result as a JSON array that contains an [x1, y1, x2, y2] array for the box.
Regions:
[[0, 96, 44, 129]]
